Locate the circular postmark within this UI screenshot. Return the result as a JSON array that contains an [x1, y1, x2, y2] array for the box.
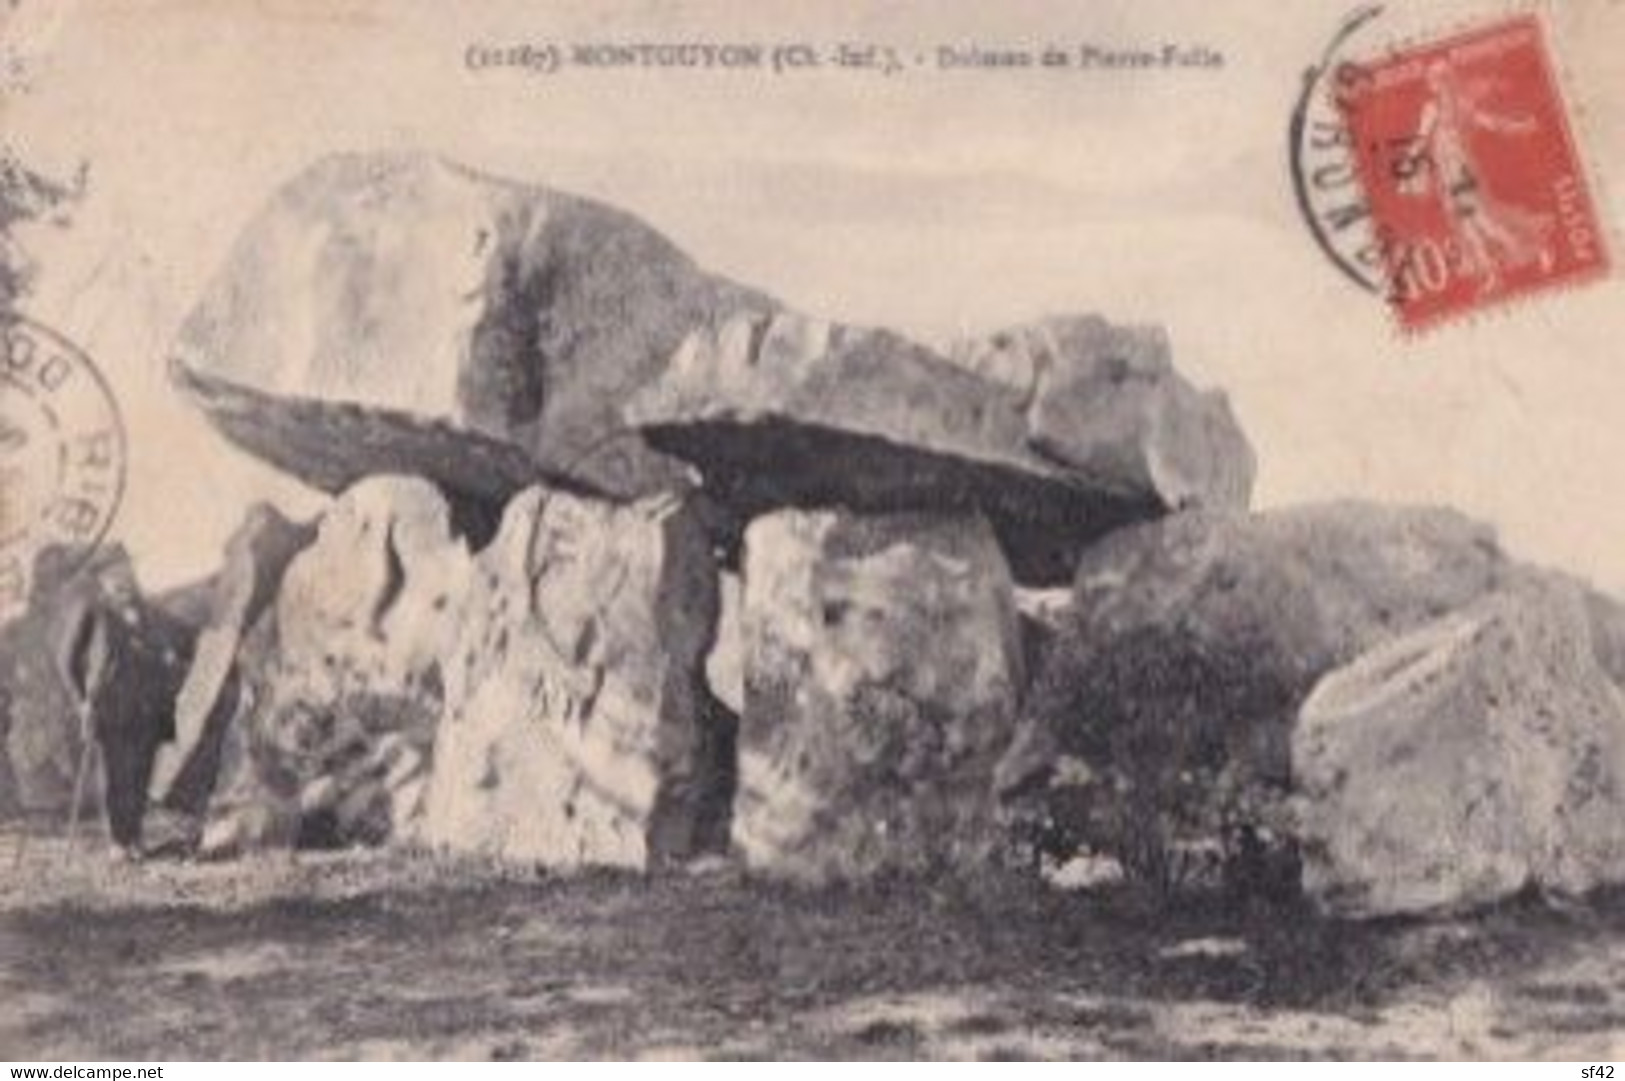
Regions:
[[1289, 5, 1388, 295], [0, 313, 126, 622], [1292, 7, 1611, 330]]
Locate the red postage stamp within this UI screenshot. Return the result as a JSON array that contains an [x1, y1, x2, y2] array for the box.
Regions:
[[1336, 14, 1609, 330]]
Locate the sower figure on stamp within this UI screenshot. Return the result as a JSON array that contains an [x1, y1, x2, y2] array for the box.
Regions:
[[1407, 59, 1555, 293], [49, 556, 185, 859]]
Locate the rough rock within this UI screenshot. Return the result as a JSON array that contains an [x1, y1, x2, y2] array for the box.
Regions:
[[1295, 582, 1625, 917], [1001, 502, 1512, 887], [274, 475, 470, 703], [735, 508, 1024, 882], [152, 503, 316, 821], [198, 478, 460, 853], [630, 310, 1253, 585], [173, 152, 1251, 587], [950, 315, 1254, 511], [171, 151, 770, 504], [1574, 578, 1625, 690], [196, 474, 729, 867], [1015, 587, 1073, 690], [423, 485, 729, 869], [706, 572, 744, 718]]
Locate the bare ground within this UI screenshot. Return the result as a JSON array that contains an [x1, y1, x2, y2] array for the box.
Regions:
[[3, 826, 1624, 1060]]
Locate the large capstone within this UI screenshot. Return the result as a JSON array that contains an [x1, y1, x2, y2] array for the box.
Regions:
[[174, 152, 1251, 587], [629, 311, 1252, 585], [171, 151, 772, 503], [950, 315, 1254, 512], [735, 508, 1025, 882]]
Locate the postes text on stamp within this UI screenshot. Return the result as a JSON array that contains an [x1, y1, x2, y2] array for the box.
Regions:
[[1336, 14, 1609, 330]]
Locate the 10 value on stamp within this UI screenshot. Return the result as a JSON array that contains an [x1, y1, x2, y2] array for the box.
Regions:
[[0, 315, 126, 622], [1295, 10, 1610, 330]]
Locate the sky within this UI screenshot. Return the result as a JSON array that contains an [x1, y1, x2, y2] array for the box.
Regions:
[[5, 0, 1625, 593]]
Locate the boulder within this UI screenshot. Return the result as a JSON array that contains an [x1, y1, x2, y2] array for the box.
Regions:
[[1001, 502, 1512, 887], [150, 504, 316, 825], [950, 315, 1254, 511], [171, 151, 771, 504], [196, 474, 730, 867], [273, 475, 470, 702], [423, 486, 727, 868], [197, 681, 441, 857], [630, 311, 1253, 585], [735, 508, 1024, 882], [1574, 578, 1625, 689], [1295, 582, 1625, 917], [173, 152, 1251, 586], [198, 478, 462, 853]]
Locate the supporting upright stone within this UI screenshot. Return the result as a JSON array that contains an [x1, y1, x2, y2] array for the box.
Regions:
[[423, 486, 728, 869], [153, 504, 315, 820], [736, 508, 1024, 882], [198, 477, 463, 855]]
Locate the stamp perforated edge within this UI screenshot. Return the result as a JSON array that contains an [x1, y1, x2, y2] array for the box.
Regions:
[[1324, 2, 1618, 336]]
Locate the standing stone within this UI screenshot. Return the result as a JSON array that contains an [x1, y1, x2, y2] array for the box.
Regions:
[[274, 475, 472, 700], [1295, 581, 1625, 917], [152, 503, 316, 820], [200, 477, 466, 855], [423, 486, 727, 869], [736, 508, 1024, 882]]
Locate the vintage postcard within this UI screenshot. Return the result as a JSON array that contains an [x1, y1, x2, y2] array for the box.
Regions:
[[3, 0, 1625, 1063]]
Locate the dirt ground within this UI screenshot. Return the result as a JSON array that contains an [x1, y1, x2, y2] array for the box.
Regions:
[[3, 825, 1624, 1060]]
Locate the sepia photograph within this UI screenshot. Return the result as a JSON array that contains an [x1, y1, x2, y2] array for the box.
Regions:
[[2, 0, 1624, 1063]]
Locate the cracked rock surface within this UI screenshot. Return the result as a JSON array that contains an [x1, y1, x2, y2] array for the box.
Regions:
[[735, 507, 1024, 882], [423, 484, 729, 868], [175, 153, 1250, 586], [1296, 580, 1625, 917], [630, 310, 1252, 585]]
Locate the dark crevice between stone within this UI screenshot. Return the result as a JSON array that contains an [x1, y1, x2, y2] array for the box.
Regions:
[[442, 489, 505, 552], [643, 503, 737, 872], [173, 364, 638, 521], [642, 418, 1163, 587]]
